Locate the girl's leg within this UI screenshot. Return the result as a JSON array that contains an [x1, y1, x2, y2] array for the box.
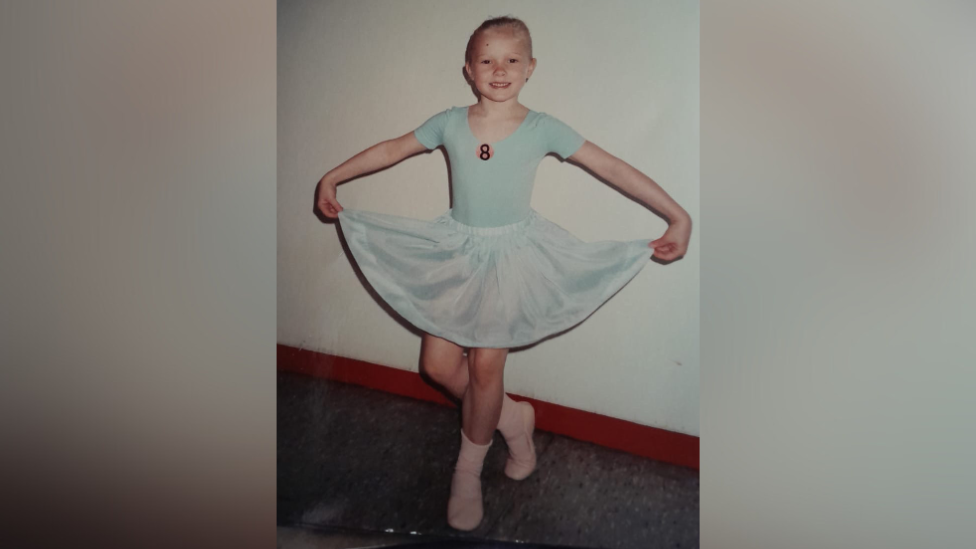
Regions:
[[421, 333, 536, 480], [461, 347, 509, 444], [420, 333, 468, 401], [447, 346, 508, 531]]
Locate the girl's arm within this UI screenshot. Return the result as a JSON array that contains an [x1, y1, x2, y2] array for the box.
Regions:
[[568, 141, 692, 261], [316, 132, 429, 218]]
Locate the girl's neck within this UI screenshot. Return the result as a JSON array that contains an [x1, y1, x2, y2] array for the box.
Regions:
[[470, 99, 527, 119]]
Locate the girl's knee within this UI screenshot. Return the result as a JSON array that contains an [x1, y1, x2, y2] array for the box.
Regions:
[[421, 354, 458, 382], [467, 347, 509, 386], [420, 333, 464, 379]]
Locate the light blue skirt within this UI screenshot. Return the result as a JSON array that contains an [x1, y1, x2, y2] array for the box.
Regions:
[[337, 208, 653, 349]]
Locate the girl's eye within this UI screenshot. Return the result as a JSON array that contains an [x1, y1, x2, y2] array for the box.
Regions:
[[509, 59, 518, 63], [481, 60, 490, 64]]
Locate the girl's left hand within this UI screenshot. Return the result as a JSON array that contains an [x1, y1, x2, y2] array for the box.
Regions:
[[649, 217, 691, 261]]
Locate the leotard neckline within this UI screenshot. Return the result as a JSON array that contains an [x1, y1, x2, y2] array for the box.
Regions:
[[464, 105, 533, 146]]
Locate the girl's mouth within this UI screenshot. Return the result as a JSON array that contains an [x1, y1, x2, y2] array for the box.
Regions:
[[490, 83, 511, 89]]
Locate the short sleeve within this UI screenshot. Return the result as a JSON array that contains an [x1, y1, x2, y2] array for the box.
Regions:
[[542, 113, 586, 159], [413, 108, 451, 149]]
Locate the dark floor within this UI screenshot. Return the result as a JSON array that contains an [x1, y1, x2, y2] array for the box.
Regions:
[[277, 371, 699, 549]]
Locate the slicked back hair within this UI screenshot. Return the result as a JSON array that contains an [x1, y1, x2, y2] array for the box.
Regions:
[[465, 16, 533, 67]]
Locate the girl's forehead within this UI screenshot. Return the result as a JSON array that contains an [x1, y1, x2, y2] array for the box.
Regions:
[[473, 31, 528, 55]]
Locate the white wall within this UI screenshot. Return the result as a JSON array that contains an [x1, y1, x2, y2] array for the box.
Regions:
[[278, 0, 699, 436]]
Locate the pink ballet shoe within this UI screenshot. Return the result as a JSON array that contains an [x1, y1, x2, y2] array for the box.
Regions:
[[497, 396, 537, 481], [447, 429, 492, 531]]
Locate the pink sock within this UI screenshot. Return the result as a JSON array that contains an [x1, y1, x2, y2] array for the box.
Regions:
[[496, 395, 537, 480], [447, 429, 492, 531]]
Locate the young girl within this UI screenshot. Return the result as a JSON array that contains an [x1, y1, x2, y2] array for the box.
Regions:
[[315, 16, 691, 531]]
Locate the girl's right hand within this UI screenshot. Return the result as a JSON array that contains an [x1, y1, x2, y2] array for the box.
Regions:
[[316, 178, 343, 219]]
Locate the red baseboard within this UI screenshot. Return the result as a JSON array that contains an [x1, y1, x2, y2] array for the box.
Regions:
[[277, 344, 698, 470]]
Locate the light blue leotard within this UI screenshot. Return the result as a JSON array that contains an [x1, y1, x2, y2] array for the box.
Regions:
[[413, 106, 586, 227]]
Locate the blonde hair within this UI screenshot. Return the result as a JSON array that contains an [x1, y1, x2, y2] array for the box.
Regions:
[[464, 16, 533, 67]]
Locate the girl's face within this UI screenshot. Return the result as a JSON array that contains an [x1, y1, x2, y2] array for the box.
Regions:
[[465, 29, 536, 104]]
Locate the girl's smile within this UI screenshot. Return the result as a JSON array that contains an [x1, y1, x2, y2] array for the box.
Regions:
[[465, 29, 536, 104]]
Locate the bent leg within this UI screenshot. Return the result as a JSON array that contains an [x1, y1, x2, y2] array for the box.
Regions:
[[420, 333, 469, 401], [423, 334, 535, 482]]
